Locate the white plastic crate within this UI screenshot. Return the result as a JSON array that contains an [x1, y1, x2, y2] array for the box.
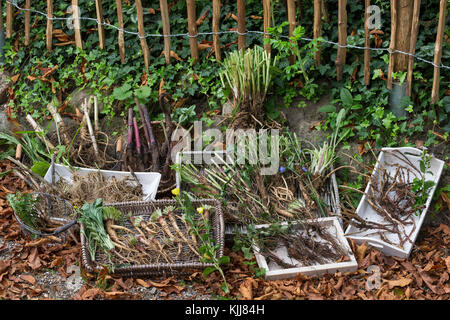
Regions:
[[253, 217, 358, 281], [344, 147, 444, 259], [44, 163, 161, 201]]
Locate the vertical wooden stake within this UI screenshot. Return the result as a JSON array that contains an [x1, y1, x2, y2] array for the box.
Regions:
[[72, 0, 83, 49], [212, 0, 221, 61], [116, 0, 125, 63], [136, 0, 150, 70], [313, 0, 322, 65], [46, 0, 53, 51], [237, 0, 246, 50], [6, 0, 13, 38], [186, 0, 199, 62], [95, 0, 106, 50], [431, 0, 447, 104], [336, 0, 347, 80], [25, 0, 31, 46], [386, 0, 397, 90], [263, 0, 271, 53], [405, 0, 421, 97], [287, 0, 296, 65], [364, 0, 371, 86], [160, 0, 171, 65]]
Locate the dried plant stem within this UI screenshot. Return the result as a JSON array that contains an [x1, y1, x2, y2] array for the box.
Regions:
[[82, 98, 99, 159]]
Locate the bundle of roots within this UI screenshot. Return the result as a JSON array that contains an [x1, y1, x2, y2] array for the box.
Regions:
[[259, 221, 348, 268], [56, 171, 143, 206]]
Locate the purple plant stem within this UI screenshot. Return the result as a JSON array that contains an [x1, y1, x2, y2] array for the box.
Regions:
[[141, 101, 160, 172], [135, 98, 151, 150]]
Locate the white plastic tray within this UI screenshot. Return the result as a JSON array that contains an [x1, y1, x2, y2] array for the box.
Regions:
[[44, 164, 161, 201], [253, 217, 358, 281], [344, 147, 444, 259]]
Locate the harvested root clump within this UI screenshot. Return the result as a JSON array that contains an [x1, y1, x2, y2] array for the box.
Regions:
[[57, 171, 143, 206], [7, 192, 76, 238], [257, 221, 348, 268], [94, 205, 214, 266]]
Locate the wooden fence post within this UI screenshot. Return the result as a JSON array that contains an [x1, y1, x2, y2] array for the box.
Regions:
[[336, 0, 347, 80], [136, 0, 150, 70], [386, 0, 397, 90], [405, 0, 421, 97], [6, 0, 13, 38], [364, 0, 371, 86], [313, 0, 322, 65], [72, 0, 83, 49], [263, 0, 271, 53], [431, 0, 447, 104], [115, 0, 125, 63], [186, 0, 199, 62], [25, 0, 31, 46], [287, 0, 296, 65], [160, 0, 171, 65], [46, 0, 53, 51], [212, 0, 221, 61], [95, 0, 106, 50], [237, 0, 246, 50]]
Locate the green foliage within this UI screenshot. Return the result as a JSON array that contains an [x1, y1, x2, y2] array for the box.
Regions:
[[175, 191, 230, 294], [78, 198, 115, 262], [219, 45, 277, 113], [6, 192, 40, 238], [411, 150, 436, 214]]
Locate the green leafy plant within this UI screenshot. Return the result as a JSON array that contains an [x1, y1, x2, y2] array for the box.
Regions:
[[219, 45, 277, 116], [174, 190, 230, 294], [411, 150, 436, 214], [78, 198, 115, 262], [6, 192, 40, 236]]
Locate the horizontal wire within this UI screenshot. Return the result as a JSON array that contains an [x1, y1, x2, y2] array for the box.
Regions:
[[5, 0, 449, 70]]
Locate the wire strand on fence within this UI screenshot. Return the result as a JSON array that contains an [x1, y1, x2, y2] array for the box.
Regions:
[[4, 0, 449, 70]]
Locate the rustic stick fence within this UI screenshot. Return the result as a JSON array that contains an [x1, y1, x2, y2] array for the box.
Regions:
[[2, 0, 448, 103]]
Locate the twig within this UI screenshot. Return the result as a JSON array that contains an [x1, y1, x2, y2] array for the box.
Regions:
[[25, 115, 55, 150], [82, 98, 100, 160]]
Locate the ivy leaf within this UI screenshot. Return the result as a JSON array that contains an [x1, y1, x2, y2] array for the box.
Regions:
[[340, 88, 353, 107], [135, 86, 152, 102], [318, 104, 336, 113], [30, 161, 50, 177], [203, 266, 217, 279], [219, 255, 230, 265], [112, 83, 132, 101]]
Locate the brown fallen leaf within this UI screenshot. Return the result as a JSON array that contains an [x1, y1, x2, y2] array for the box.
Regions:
[[80, 287, 104, 300], [356, 242, 368, 263], [445, 256, 450, 273], [239, 279, 254, 300], [10, 74, 20, 83], [104, 291, 133, 299], [0, 260, 11, 274], [386, 277, 412, 289], [49, 257, 63, 268], [136, 278, 150, 288], [27, 247, 43, 270], [25, 236, 61, 247], [20, 274, 37, 286]]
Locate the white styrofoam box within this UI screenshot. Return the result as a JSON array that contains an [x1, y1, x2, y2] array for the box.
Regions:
[[253, 217, 358, 281], [345, 147, 444, 259], [44, 163, 161, 201]]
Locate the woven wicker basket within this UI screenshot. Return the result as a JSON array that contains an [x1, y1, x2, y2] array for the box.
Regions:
[[12, 192, 78, 239], [80, 198, 225, 277]]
